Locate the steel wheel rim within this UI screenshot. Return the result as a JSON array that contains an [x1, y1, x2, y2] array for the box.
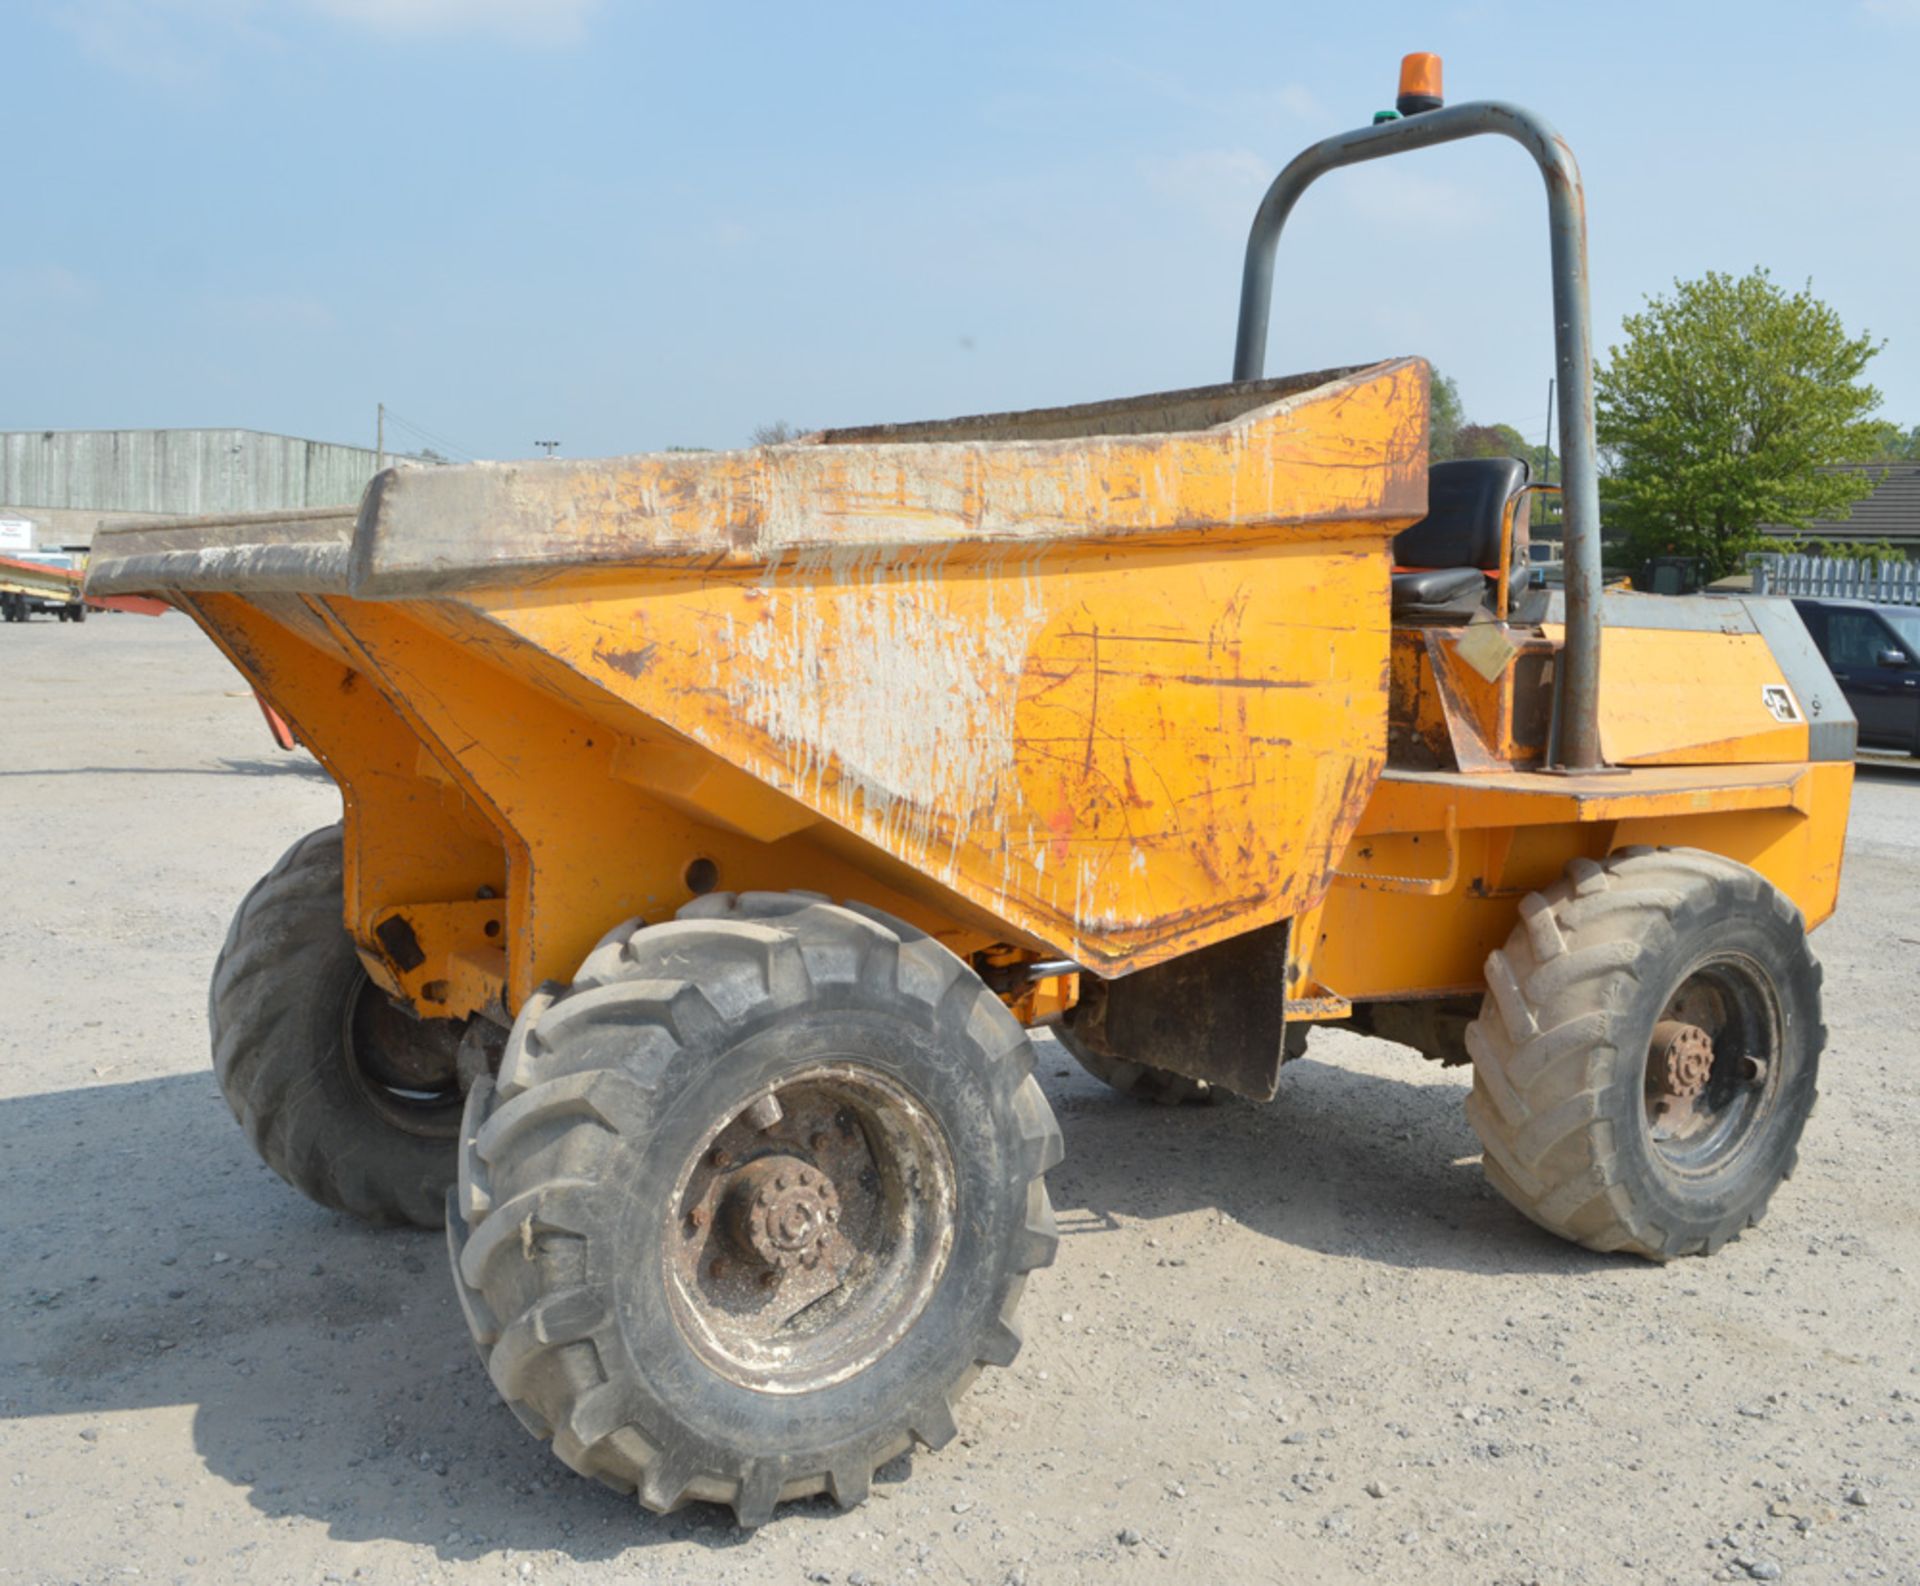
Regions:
[[1641, 950, 1783, 1174], [340, 972, 465, 1139], [665, 1063, 957, 1395]]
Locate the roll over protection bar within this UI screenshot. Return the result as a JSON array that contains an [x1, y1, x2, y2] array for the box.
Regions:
[[1232, 100, 1605, 772]]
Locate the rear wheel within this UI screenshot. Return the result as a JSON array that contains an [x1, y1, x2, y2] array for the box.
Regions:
[[210, 826, 464, 1227], [448, 891, 1061, 1527], [1464, 847, 1822, 1260]]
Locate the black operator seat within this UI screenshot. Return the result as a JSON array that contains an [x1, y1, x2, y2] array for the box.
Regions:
[[1391, 456, 1531, 615]]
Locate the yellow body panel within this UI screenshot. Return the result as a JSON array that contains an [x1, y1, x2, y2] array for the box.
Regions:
[[490, 537, 1387, 974], [1301, 761, 1851, 1005], [84, 356, 1855, 1031], [1542, 625, 1809, 765]]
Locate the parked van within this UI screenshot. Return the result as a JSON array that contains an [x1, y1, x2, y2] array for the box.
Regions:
[[1792, 597, 1920, 755]]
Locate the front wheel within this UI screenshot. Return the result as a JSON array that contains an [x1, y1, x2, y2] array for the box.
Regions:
[[210, 826, 465, 1227], [449, 891, 1061, 1527], [1465, 847, 1823, 1260]]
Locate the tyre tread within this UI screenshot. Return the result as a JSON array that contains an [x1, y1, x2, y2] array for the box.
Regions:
[[1464, 846, 1823, 1262], [448, 891, 1059, 1526]]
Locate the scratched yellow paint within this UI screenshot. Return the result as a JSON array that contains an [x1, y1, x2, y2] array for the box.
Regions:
[[1303, 763, 1850, 1002], [132, 353, 1852, 1027], [350, 360, 1431, 588], [485, 535, 1391, 975], [184, 591, 506, 967], [1540, 627, 1809, 765]]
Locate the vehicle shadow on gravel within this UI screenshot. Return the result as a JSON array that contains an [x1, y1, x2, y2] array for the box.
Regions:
[[2, 1034, 1608, 1558], [1036, 1031, 1618, 1280], [0, 756, 332, 781], [1, 1072, 927, 1557]]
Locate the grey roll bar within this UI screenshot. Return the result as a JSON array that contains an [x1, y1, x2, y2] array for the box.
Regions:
[[1233, 100, 1604, 773]]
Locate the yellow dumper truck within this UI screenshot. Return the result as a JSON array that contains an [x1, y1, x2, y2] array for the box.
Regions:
[[88, 59, 1851, 1526]]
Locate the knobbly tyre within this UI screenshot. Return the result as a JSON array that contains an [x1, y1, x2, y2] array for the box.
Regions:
[[87, 55, 1852, 1527]]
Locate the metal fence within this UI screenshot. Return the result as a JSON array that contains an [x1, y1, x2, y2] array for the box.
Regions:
[[1750, 553, 1920, 605], [0, 429, 402, 517]]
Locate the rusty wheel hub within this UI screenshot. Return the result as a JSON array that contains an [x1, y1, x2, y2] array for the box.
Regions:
[[1641, 948, 1787, 1166], [1652, 1019, 1713, 1096], [1646, 1018, 1715, 1141], [664, 1065, 956, 1393], [727, 1156, 841, 1270]]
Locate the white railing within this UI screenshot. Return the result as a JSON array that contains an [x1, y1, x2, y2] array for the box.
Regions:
[[1750, 553, 1920, 605]]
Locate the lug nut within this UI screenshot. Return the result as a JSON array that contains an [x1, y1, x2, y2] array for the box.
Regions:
[[707, 1147, 732, 1170], [810, 1132, 829, 1151], [687, 1205, 707, 1231]]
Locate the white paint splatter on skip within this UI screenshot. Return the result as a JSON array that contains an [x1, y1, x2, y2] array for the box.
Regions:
[[729, 546, 1048, 851]]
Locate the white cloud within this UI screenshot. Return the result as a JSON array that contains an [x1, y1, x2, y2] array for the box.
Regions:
[[1141, 148, 1273, 237], [52, 0, 602, 77], [1334, 164, 1486, 237], [1271, 83, 1325, 122], [52, 0, 267, 84], [301, 0, 603, 43], [230, 291, 335, 330], [0, 264, 97, 306]]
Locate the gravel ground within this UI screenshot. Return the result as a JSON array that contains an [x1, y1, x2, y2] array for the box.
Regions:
[[3, 613, 1917, 1586]]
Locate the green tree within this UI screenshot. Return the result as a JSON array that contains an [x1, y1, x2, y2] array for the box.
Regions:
[[1454, 421, 1531, 460], [1428, 370, 1464, 461], [1595, 268, 1886, 580], [1797, 537, 1908, 565], [1861, 421, 1920, 460]]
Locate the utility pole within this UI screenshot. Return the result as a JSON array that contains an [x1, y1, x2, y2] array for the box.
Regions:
[[535, 440, 561, 457], [1541, 378, 1555, 485], [376, 402, 385, 471]]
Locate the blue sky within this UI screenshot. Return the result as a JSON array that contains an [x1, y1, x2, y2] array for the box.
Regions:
[[8, 0, 1919, 462]]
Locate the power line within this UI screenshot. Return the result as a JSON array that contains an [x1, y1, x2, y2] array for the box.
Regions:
[[384, 414, 473, 461], [380, 408, 479, 463]]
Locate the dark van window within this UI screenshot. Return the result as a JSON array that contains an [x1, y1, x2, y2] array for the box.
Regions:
[[1884, 607, 1920, 657], [1826, 610, 1894, 668]]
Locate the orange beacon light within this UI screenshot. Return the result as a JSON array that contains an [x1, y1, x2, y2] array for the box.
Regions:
[[1396, 52, 1444, 116]]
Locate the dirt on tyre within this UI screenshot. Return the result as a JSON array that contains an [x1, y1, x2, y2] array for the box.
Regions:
[[1465, 846, 1823, 1260], [448, 891, 1062, 1527], [1044, 1014, 1213, 1105], [210, 825, 465, 1227]]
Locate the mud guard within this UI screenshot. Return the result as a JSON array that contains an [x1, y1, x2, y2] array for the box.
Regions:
[[1066, 921, 1292, 1101]]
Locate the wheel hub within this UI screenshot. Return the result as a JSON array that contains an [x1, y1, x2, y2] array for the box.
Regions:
[[725, 1155, 841, 1270], [1653, 1019, 1714, 1095], [665, 1067, 956, 1394], [1646, 1019, 1714, 1140]]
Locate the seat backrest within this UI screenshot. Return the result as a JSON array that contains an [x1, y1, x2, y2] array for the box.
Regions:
[[1395, 456, 1530, 569]]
